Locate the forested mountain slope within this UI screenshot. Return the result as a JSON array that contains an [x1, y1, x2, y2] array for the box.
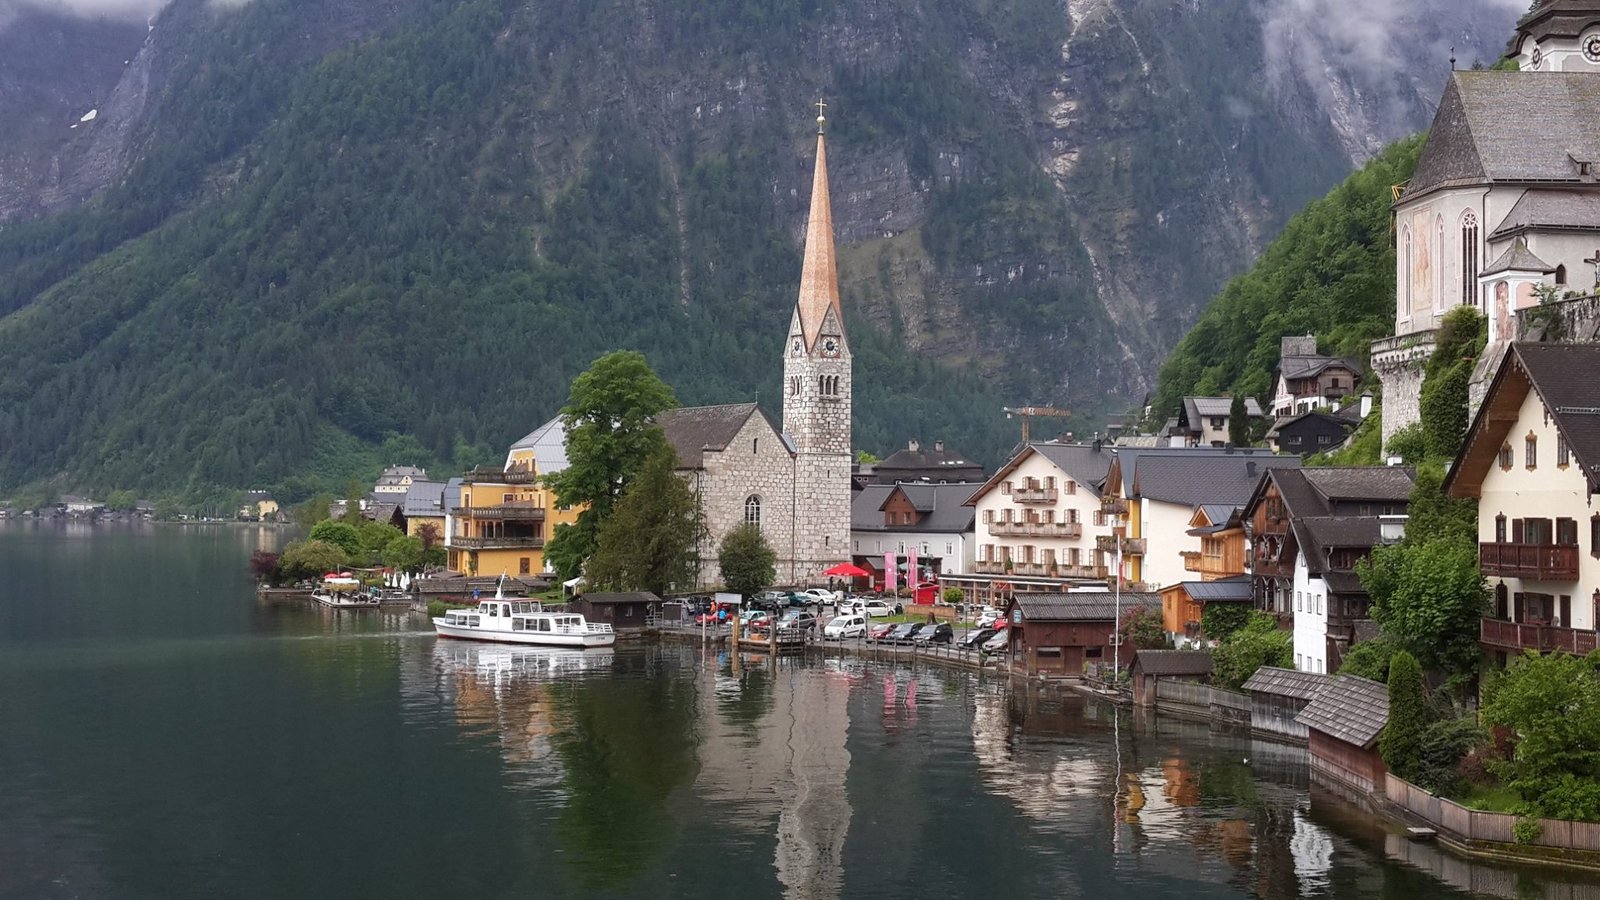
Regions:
[[0, 0, 1514, 499]]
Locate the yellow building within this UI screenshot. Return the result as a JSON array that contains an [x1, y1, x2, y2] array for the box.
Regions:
[[445, 445, 581, 578]]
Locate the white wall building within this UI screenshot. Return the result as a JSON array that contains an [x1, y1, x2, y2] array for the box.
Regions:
[[1293, 553, 1329, 675], [963, 442, 1119, 589], [850, 482, 977, 578]]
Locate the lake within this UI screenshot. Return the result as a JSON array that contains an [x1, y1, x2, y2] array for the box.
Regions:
[[0, 521, 1584, 898]]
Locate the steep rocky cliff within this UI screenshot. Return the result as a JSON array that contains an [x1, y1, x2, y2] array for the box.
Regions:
[[0, 0, 1519, 494]]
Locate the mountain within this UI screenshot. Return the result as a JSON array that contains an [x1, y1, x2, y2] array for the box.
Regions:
[[0, 0, 1519, 499]]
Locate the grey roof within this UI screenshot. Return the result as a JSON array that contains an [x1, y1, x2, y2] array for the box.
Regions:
[[243, 490, 275, 502], [1296, 674, 1390, 748], [1278, 355, 1360, 381], [1489, 189, 1600, 239], [1450, 343, 1600, 497], [1132, 649, 1214, 677], [1265, 410, 1361, 442], [1242, 666, 1332, 701], [1129, 450, 1301, 508], [1481, 237, 1555, 277], [1182, 396, 1264, 429], [1291, 517, 1382, 575], [1114, 434, 1162, 448], [1197, 503, 1237, 525], [1013, 592, 1160, 622], [401, 481, 447, 517], [1029, 442, 1114, 490], [577, 591, 662, 605], [876, 442, 982, 472], [1324, 571, 1366, 594], [1406, 72, 1600, 201], [852, 483, 979, 533], [443, 477, 463, 512], [507, 415, 571, 475], [1251, 467, 1416, 521], [377, 465, 430, 484], [1180, 577, 1253, 603], [655, 403, 770, 469], [365, 501, 401, 523]]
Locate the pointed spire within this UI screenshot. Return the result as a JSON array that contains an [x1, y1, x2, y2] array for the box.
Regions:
[[795, 115, 841, 351]]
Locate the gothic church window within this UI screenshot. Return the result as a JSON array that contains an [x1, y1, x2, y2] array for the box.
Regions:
[[1403, 226, 1413, 315], [1461, 212, 1479, 307], [745, 495, 762, 526], [1557, 264, 1568, 286]]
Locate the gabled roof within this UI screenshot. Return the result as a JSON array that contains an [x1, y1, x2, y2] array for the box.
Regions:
[[377, 465, 429, 483], [1278, 355, 1360, 381], [851, 483, 979, 533], [1012, 592, 1161, 622], [876, 441, 981, 473], [578, 591, 662, 605], [1187, 502, 1241, 532], [1481, 237, 1556, 277], [1291, 517, 1382, 576], [1242, 666, 1331, 701], [655, 403, 780, 469], [1182, 396, 1264, 429], [1447, 342, 1600, 497], [1296, 674, 1389, 748], [402, 481, 447, 517], [1131, 649, 1214, 677], [507, 415, 571, 475], [1242, 466, 1415, 523], [963, 441, 1113, 506], [1178, 577, 1253, 603], [1488, 188, 1600, 240], [1265, 410, 1360, 442], [1126, 450, 1301, 509], [1405, 72, 1600, 201]]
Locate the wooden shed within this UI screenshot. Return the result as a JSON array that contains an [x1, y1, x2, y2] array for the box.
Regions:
[[1129, 650, 1214, 707], [1004, 592, 1160, 676], [1295, 674, 1389, 795], [570, 591, 662, 633], [1241, 666, 1330, 743]]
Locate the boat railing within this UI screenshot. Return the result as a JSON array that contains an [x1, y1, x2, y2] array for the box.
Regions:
[[582, 622, 614, 634]]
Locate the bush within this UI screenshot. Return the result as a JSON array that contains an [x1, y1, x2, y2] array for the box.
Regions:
[[308, 520, 362, 557], [942, 587, 965, 604], [1513, 816, 1542, 845], [1416, 716, 1484, 796], [1338, 636, 1396, 681], [1212, 612, 1292, 690], [1120, 605, 1171, 650], [1200, 602, 1253, 643]]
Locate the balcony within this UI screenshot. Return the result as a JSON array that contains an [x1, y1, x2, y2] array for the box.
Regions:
[[449, 535, 545, 550], [1182, 550, 1202, 571], [462, 466, 541, 485], [1479, 542, 1579, 581], [1096, 535, 1146, 555], [1012, 487, 1058, 504], [1101, 497, 1129, 515], [987, 521, 1082, 538], [1481, 617, 1598, 655], [972, 560, 1108, 579], [451, 502, 548, 521]]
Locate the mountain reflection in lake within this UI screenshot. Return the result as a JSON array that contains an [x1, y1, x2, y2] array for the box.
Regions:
[[3, 523, 1593, 898]]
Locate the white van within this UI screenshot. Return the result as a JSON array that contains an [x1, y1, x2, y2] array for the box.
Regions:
[[824, 614, 867, 640]]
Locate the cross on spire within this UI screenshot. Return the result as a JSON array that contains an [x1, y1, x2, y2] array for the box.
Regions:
[[815, 97, 827, 134]]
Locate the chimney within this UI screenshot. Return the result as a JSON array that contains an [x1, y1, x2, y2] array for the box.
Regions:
[[934, 440, 944, 453], [1246, 460, 1257, 478], [1359, 392, 1373, 419], [1092, 438, 1103, 453], [908, 439, 920, 452]]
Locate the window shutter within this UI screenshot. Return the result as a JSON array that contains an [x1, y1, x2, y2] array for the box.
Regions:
[[1512, 519, 1525, 544]]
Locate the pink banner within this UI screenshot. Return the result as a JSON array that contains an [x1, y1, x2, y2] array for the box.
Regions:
[[908, 547, 919, 586], [884, 552, 897, 592]]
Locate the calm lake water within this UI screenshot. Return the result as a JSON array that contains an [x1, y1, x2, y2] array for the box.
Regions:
[[0, 522, 1587, 899]]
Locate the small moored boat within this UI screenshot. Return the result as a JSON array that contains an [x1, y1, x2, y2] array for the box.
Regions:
[[433, 582, 614, 648], [311, 573, 379, 609]]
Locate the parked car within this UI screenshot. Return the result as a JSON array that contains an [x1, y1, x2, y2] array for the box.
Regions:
[[859, 599, 895, 618], [887, 623, 922, 644], [867, 622, 897, 643], [777, 611, 818, 633], [913, 622, 954, 645], [823, 614, 867, 640], [959, 627, 998, 649], [799, 588, 840, 606], [974, 607, 1004, 629], [980, 629, 1010, 654]]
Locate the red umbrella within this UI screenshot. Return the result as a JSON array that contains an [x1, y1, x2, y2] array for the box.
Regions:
[[823, 562, 871, 578]]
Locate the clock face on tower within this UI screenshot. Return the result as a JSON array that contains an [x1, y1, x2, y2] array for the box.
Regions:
[[822, 337, 839, 357], [791, 338, 803, 355], [1532, 45, 1544, 69], [1584, 34, 1600, 63]]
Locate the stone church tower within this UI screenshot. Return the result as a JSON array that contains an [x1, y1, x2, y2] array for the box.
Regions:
[[782, 109, 852, 572]]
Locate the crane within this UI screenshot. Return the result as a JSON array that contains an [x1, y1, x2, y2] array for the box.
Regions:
[[1003, 406, 1071, 444]]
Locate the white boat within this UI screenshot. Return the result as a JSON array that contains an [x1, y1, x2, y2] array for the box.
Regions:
[[433, 596, 615, 648], [311, 575, 379, 609]]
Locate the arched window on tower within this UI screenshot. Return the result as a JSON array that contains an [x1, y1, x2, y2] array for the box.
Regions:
[[745, 495, 762, 526], [1436, 215, 1445, 311], [1402, 226, 1414, 317], [1557, 264, 1568, 286], [789, 375, 801, 396], [1461, 211, 1479, 307]]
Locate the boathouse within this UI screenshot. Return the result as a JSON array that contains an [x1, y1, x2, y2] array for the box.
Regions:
[[1004, 592, 1160, 676], [1295, 673, 1389, 795], [1241, 666, 1329, 743], [570, 592, 663, 633], [1129, 649, 1214, 707]]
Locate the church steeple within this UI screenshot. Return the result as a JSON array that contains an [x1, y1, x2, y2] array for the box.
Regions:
[[794, 107, 843, 352]]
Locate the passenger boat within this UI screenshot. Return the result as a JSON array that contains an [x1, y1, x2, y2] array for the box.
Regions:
[[432, 583, 614, 648], [310, 574, 379, 608]]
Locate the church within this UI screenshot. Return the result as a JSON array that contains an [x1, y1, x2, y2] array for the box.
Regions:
[[656, 108, 854, 587], [1374, 0, 1600, 443]]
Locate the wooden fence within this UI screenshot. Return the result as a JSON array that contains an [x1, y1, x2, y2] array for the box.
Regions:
[[1385, 773, 1600, 852], [1154, 680, 1250, 725]]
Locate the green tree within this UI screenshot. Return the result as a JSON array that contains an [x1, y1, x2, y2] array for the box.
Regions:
[[308, 520, 362, 557], [1120, 605, 1171, 650], [381, 534, 425, 575], [105, 489, 137, 511], [1418, 306, 1486, 462], [1338, 635, 1396, 682], [718, 523, 776, 598], [1380, 650, 1429, 781], [341, 479, 365, 523], [294, 493, 333, 529], [1201, 602, 1253, 642], [1227, 393, 1249, 446], [544, 351, 679, 578], [586, 447, 703, 596], [1360, 537, 1487, 678], [278, 539, 349, 581], [356, 520, 404, 565], [1211, 611, 1293, 690], [1483, 651, 1600, 822]]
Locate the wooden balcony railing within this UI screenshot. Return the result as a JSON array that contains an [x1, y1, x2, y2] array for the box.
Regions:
[[1012, 487, 1058, 504], [973, 560, 1108, 579], [451, 502, 548, 521], [1181, 550, 1202, 571], [1101, 497, 1129, 515], [1481, 617, 1598, 655], [448, 535, 545, 550], [1479, 542, 1579, 581], [462, 467, 541, 484], [987, 521, 1082, 538], [1096, 535, 1146, 555]]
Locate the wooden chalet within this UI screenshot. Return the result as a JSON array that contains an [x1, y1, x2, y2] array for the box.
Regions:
[[1003, 591, 1160, 675], [569, 591, 663, 632], [1129, 649, 1214, 707], [1295, 674, 1389, 795]]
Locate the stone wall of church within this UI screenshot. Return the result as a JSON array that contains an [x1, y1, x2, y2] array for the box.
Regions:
[[789, 450, 853, 580], [1371, 332, 1435, 447], [691, 414, 799, 587]]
